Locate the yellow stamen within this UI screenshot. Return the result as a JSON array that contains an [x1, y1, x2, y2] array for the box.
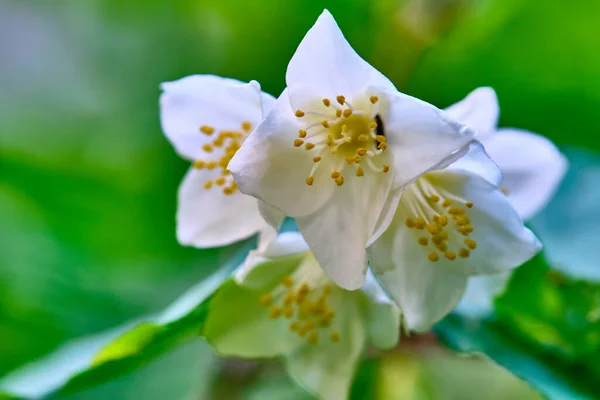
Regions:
[[336, 109, 342, 118], [428, 252, 439, 262], [418, 237, 428, 246], [241, 122, 252, 132], [464, 239, 477, 249], [202, 144, 213, 153], [305, 142, 315, 150], [323, 98, 331, 107], [445, 251, 457, 261], [193, 160, 205, 169], [307, 331, 319, 345], [282, 276, 293, 287], [321, 120, 329, 128], [306, 176, 314, 186], [294, 139, 304, 147], [203, 181, 213, 190], [330, 331, 340, 342], [343, 109, 352, 118], [442, 199, 452, 208], [370, 122, 378, 129], [415, 217, 426, 229], [269, 306, 282, 319], [295, 110, 305, 117], [200, 125, 214, 135], [383, 164, 390, 173], [459, 248, 470, 258], [335, 176, 345, 186], [358, 134, 368, 142], [356, 167, 364, 177], [215, 177, 226, 186], [336, 95, 345, 105], [466, 202, 474, 208], [313, 156, 322, 163], [369, 95, 379, 104], [298, 129, 307, 138], [406, 218, 416, 228], [259, 294, 273, 307], [356, 148, 367, 156]]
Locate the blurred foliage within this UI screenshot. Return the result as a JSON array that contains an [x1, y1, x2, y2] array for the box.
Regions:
[[2, 0, 600, 398]]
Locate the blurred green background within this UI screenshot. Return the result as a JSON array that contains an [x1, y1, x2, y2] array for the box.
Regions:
[[2, 0, 599, 398]]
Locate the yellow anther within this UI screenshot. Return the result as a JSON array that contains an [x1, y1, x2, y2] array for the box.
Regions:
[[259, 294, 273, 307], [193, 160, 205, 169], [331, 171, 341, 179], [356, 148, 367, 156], [284, 293, 295, 306], [464, 238, 477, 249], [336, 95, 346, 105], [294, 139, 304, 147], [299, 283, 310, 294], [346, 155, 356, 164], [442, 199, 452, 208], [343, 109, 353, 118], [356, 167, 364, 177], [223, 185, 237, 195], [439, 215, 448, 226], [203, 181, 213, 190], [215, 177, 226, 186], [466, 202, 474, 208], [445, 251, 457, 261], [323, 284, 333, 295], [427, 223, 439, 235], [307, 331, 319, 345], [428, 252, 439, 262], [433, 216, 440, 224], [323, 98, 331, 107], [415, 217, 426, 229], [289, 322, 299, 332], [418, 237, 428, 246], [353, 155, 361, 163], [370, 95, 379, 104], [383, 164, 390, 173], [429, 195, 440, 203], [459, 224, 474, 236], [436, 242, 447, 252], [448, 206, 465, 215], [313, 156, 322, 163], [375, 135, 386, 142], [378, 142, 387, 150], [202, 144, 213, 153], [295, 110, 305, 117], [269, 306, 282, 319], [344, 137, 352, 143], [336, 109, 343, 118], [321, 120, 329, 128], [298, 326, 309, 337], [200, 125, 215, 135], [439, 230, 449, 240], [432, 235, 444, 245], [306, 176, 314, 186], [242, 121, 252, 132], [284, 307, 294, 318], [358, 134, 368, 142], [331, 331, 341, 342], [341, 124, 348, 133], [305, 142, 315, 150], [455, 215, 470, 226], [298, 129, 307, 138], [406, 218, 416, 228], [335, 176, 345, 186], [370, 122, 378, 129], [282, 275, 293, 287], [459, 248, 470, 258]]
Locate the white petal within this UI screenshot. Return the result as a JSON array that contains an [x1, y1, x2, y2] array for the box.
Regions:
[[480, 128, 568, 220], [360, 270, 401, 349], [455, 271, 512, 318], [160, 75, 265, 160], [286, 10, 395, 109], [446, 141, 503, 186], [229, 89, 336, 217], [257, 200, 286, 231], [295, 172, 393, 290], [444, 87, 499, 138], [379, 89, 475, 190], [176, 168, 265, 248]]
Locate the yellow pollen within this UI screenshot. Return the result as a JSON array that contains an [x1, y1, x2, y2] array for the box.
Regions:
[[306, 176, 314, 186], [269, 306, 282, 319], [215, 177, 226, 186], [378, 142, 387, 150], [418, 237, 428, 246], [429, 195, 440, 203], [282, 276, 293, 287], [305, 142, 315, 150], [294, 139, 304, 147], [259, 294, 273, 307], [295, 110, 305, 117], [331, 171, 340, 179], [203, 181, 213, 190], [343, 109, 353, 118], [356, 167, 364, 177], [299, 283, 310, 295], [284, 307, 294, 319], [345, 137, 352, 143], [193, 160, 205, 169], [448, 206, 465, 215], [455, 215, 470, 226], [406, 218, 416, 228], [383, 164, 390, 173], [445, 251, 457, 261], [200, 125, 214, 135], [432, 235, 444, 245], [466, 202, 474, 208], [202, 144, 213, 153], [331, 331, 340, 342], [356, 148, 367, 156], [464, 239, 477, 249], [369, 95, 379, 104], [313, 156, 322, 163], [336, 109, 343, 118], [223, 186, 236, 195], [439, 215, 448, 226], [376, 135, 386, 142], [442, 199, 452, 208], [321, 120, 329, 128], [415, 217, 426, 229], [298, 129, 307, 138], [353, 155, 361, 163], [358, 134, 368, 142], [307, 331, 319, 345], [370, 122, 378, 129], [335, 176, 345, 186], [436, 242, 447, 252], [284, 293, 295, 306], [427, 223, 439, 235], [428, 252, 439, 262], [323, 98, 331, 107], [289, 322, 299, 332], [242, 122, 252, 132], [336, 95, 345, 105], [459, 248, 470, 258], [341, 125, 348, 133]]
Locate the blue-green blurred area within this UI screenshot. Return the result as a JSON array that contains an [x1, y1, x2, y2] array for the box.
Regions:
[[2, 0, 600, 397]]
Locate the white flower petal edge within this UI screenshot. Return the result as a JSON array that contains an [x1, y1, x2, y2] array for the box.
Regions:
[[455, 272, 512, 318], [230, 10, 474, 290], [369, 168, 541, 331], [444, 86, 499, 137], [160, 75, 280, 248], [480, 128, 568, 220]]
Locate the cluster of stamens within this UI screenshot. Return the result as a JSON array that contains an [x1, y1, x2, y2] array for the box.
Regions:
[[405, 196, 477, 262], [293, 95, 389, 187], [259, 275, 340, 345], [193, 122, 253, 195]]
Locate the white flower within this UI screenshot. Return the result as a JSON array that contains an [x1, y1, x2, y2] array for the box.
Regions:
[[228, 10, 474, 290], [445, 87, 567, 317], [203, 231, 401, 400], [369, 143, 542, 331], [159, 75, 281, 248]]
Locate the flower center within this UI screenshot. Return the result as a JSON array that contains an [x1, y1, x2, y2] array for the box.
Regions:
[[259, 275, 341, 345], [192, 121, 253, 195], [403, 178, 477, 262], [293, 95, 389, 187]]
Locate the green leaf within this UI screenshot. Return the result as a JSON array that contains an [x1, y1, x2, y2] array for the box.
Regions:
[[0, 248, 248, 399]]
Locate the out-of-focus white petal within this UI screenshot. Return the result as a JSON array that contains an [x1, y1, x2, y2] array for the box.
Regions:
[[229, 90, 336, 218], [360, 270, 401, 349], [160, 75, 264, 160], [286, 10, 395, 110], [176, 168, 264, 248], [257, 200, 286, 231], [444, 87, 499, 137], [380, 89, 475, 190], [481, 128, 568, 220], [295, 172, 393, 290], [447, 141, 503, 186], [455, 272, 512, 318]]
